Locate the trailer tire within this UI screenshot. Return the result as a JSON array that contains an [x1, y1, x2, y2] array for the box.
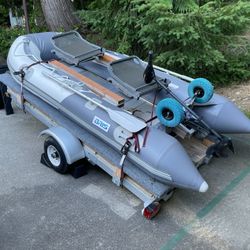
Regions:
[[0, 64, 8, 74], [188, 78, 214, 103], [0, 82, 4, 109], [44, 136, 69, 174]]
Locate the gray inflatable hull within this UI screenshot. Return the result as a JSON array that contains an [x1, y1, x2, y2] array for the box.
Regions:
[[3, 31, 250, 193]]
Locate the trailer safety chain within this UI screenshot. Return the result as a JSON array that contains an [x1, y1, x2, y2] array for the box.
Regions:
[[13, 69, 25, 112], [13, 60, 47, 112]]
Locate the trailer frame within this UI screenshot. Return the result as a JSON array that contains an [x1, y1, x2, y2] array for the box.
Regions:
[[0, 71, 215, 219]]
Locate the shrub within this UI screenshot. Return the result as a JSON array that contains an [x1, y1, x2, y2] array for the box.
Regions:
[[78, 0, 250, 85], [0, 0, 47, 60], [0, 28, 26, 58], [0, 24, 47, 59]]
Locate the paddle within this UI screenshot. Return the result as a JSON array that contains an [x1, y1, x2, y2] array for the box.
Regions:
[[85, 96, 147, 133], [44, 71, 146, 133]]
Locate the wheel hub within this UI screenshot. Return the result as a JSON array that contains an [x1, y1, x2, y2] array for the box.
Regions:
[[162, 108, 174, 120], [47, 145, 61, 167], [194, 87, 204, 98]]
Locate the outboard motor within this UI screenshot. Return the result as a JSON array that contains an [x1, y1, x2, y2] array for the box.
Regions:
[[143, 51, 155, 84]]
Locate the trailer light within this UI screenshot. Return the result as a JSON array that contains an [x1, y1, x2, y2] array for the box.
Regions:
[[142, 202, 161, 220]]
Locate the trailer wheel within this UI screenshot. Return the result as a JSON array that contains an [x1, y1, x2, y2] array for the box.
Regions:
[[0, 82, 4, 109], [44, 136, 69, 174], [188, 78, 214, 104], [0, 82, 14, 115]]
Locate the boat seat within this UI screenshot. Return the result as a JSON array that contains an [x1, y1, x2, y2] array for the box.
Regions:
[[51, 31, 104, 65], [108, 56, 159, 98], [26, 32, 58, 61]]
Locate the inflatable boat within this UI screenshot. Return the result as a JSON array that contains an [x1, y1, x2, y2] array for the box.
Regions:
[[4, 31, 250, 193]]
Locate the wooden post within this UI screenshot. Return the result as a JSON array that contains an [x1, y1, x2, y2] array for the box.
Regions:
[[23, 0, 30, 33]]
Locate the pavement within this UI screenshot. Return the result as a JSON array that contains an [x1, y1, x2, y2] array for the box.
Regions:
[[1, 106, 250, 250]]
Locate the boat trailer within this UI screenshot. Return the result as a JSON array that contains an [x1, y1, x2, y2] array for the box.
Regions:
[[0, 71, 217, 219]]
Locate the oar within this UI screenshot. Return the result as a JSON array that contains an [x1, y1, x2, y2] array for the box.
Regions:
[[84, 94, 147, 133], [44, 71, 146, 133]]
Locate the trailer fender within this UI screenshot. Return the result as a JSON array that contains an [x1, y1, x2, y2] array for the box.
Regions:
[[39, 126, 85, 165]]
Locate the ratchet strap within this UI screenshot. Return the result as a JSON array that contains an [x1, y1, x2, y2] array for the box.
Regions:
[[119, 133, 141, 185]]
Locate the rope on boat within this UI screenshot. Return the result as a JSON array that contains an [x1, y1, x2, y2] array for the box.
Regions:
[[13, 60, 47, 112]]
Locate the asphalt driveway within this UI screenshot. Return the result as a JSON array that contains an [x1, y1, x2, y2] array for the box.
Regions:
[[1, 107, 250, 250]]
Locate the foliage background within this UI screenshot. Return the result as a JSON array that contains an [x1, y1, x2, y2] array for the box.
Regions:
[[0, 0, 249, 86], [78, 0, 250, 85], [0, 0, 46, 58]]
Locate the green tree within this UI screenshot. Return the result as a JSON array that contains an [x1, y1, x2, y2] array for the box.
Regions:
[[40, 0, 79, 31], [0, 0, 46, 58], [78, 0, 250, 85]]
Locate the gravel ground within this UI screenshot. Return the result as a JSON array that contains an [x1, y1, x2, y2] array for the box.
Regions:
[[217, 81, 250, 114]]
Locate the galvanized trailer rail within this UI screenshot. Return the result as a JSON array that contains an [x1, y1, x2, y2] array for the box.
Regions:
[[0, 72, 214, 219]]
